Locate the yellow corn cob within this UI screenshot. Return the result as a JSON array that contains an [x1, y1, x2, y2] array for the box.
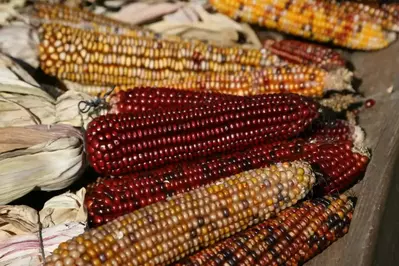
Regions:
[[32, 2, 156, 38], [44, 161, 315, 266], [210, 0, 396, 50], [38, 23, 283, 86]]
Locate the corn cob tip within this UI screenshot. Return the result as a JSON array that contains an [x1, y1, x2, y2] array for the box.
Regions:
[[385, 31, 397, 43], [351, 125, 366, 148], [324, 68, 354, 92]]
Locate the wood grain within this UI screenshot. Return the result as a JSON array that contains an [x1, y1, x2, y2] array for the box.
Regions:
[[305, 40, 399, 265]]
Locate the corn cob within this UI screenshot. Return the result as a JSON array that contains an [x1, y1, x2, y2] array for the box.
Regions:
[[32, 2, 156, 38], [45, 161, 315, 266], [109, 87, 243, 114], [305, 119, 364, 143], [176, 194, 355, 266], [85, 137, 368, 226], [98, 66, 352, 98], [38, 23, 283, 87], [337, 1, 399, 32], [86, 93, 320, 175], [210, 0, 396, 50], [264, 39, 346, 70]]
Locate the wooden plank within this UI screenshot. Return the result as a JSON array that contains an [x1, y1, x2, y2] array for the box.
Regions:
[[306, 41, 399, 265]]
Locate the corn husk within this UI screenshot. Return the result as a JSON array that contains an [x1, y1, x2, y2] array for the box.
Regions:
[[0, 205, 39, 240], [0, 55, 100, 128], [0, 222, 85, 266], [0, 0, 26, 25], [40, 188, 87, 228], [145, 3, 261, 48], [0, 124, 85, 204], [0, 189, 87, 265], [0, 23, 39, 68]]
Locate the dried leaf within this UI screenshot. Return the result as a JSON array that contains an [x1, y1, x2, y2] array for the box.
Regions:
[[0, 24, 39, 68], [0, 222, 85, 266], [0, 124, 85, 204], [0, 205, 38, 240], [0, 0, 26, 25], [40, 188, 87, 228], [145, 4, 261, 48], [108, 2, 184, 25]]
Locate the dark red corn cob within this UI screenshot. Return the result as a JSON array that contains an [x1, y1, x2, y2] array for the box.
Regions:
[[305, 119, 364, 144], [175, 194, 355, 266], [86, 93, 320, 175], [85, 137, 368, 226], [109, 87, 242, 114], [264, 39, 346, 70]]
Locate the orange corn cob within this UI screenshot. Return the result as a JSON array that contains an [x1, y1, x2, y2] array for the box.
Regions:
[[210, 0, 396, 50]]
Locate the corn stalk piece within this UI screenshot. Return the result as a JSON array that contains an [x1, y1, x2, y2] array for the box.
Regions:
[[45, 161, 315, 265]]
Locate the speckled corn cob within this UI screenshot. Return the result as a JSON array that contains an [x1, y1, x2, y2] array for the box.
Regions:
[[45, 161, 315, 266], [85, 137, 368, 227], [176, 194, 355, 266], [32, 2, 155, 37], [338, 1, 399, 32], [39, 23, 283, 89], [210, 0, 396, 50], [92, 65, 352, 97]]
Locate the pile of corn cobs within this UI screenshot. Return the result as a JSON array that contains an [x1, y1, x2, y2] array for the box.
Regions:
[[0, 0, 395, 265]]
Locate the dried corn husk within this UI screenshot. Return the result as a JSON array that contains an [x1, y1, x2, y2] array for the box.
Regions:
[[0, 55, 100, 128], [0, 0, 26, 25], [0, 222, 85, 266], [0, 205, 39, 240], [145, 3, 261, 48], [0, 189, 87, 265], [0, 188, 87, 240], [40, 188, 87, 228], [0, 124, 85, 204], [0, 23, 39, 68]]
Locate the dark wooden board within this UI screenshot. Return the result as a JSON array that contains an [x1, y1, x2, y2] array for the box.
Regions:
[[306, 40, 399, 265]]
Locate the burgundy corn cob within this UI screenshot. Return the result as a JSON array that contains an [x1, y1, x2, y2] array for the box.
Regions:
[[86, 93, 320, 176], [175, 194, 355, 266], [264, 39, 346, 70], [109, 87, 243, 114], [85, 137, 368, 226], [305, 119, 364, 144]]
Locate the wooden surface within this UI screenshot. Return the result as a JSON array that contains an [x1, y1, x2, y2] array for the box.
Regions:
[[306, 40, 399, 265]]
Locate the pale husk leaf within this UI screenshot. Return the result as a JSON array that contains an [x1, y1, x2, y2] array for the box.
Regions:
[[0, 124, 85, 204], [40, 187, 87, 228], [0, 222, 85, 266], [55, 90, 101, 128], [0, 205, 39, 240]]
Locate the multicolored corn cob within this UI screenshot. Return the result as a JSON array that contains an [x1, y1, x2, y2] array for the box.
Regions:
[[176, 194, 355, 266], [264, 39, 346, 70], [38, 23, 283, 87], [86, 93, 320, 175], [338, 1, 399, 32], [32, 2, 156, 37], [45, 161, 315, 266], [210, 0, 396, 50], [85, 137, 368, 226]]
